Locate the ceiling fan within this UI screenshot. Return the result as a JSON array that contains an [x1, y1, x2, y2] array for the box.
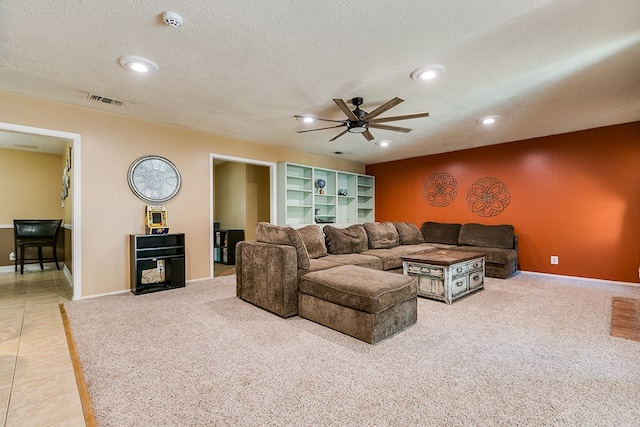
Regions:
[[294, 97, 429, 142]]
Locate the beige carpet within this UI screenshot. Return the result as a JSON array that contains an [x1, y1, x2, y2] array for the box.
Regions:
[[63, 273, 640, 426]]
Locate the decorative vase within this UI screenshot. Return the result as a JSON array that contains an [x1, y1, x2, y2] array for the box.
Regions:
[[316, 179, 326, 194]]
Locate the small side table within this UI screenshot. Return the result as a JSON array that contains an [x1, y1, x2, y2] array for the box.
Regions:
[[402, 251, 485, 304]]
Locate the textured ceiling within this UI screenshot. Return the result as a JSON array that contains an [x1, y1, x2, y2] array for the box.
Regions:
[[1, 1, 638, 164]]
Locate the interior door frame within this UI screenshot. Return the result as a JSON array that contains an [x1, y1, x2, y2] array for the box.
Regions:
[[209, 153, 277, 278], [0, 121, 82, 300]]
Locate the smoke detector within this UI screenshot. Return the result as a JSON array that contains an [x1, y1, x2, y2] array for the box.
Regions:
[[162, 11, 183, 28]]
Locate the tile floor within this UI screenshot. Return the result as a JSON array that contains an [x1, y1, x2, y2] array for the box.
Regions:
[[0, 268, 85, 427]]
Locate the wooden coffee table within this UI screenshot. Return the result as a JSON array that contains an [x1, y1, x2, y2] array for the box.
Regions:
[[402, 251, 485, 304]]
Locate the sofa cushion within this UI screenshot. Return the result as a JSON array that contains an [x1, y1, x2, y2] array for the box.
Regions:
[[323, 224, 369, 255], [363, 222, 400, 249], [322, 253, 384, 270], [362, 244, 435, 270], [458, 223, 515, 249], [393, 222, 425, 245], [420, 222, 462, 245], [299, 265, 417, 314], [296, 225, 328, 259], [454, 246, 518, 265], [255, 222, 310, 270]]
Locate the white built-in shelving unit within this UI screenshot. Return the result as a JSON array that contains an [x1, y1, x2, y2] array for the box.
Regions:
[[277, 162, 375, 227]]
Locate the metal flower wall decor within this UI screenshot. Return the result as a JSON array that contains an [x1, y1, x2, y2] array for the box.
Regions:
[[466, 177, 511, 217], [423, 172, 458, 207]]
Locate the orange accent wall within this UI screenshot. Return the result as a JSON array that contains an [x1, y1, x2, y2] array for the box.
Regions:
[[366, 121, 640, 284]]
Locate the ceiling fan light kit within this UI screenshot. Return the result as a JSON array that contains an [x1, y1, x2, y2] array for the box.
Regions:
[[295, 96, 429, 142]]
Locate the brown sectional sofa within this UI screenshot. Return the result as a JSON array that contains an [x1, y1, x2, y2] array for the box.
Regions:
[[236, 221, 518, 319], [420, 222, 518, 279]]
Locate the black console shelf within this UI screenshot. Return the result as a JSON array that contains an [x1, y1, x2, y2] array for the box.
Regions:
[[214, 229, 244, 265], [130, 233, 185, 295]]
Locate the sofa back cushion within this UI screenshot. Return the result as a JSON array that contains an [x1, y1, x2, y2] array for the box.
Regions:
[[458, 223, 515, 249], [255, 222, 310, 269], [296, 225, 328, 259], [393, 222, 424, 245], [420, 222, 462, 245], [323, 224, 369, 255], [363, 222, 400, 249]]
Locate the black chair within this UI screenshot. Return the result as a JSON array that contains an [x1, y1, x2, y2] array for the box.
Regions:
[[14, 219, 63, 274]]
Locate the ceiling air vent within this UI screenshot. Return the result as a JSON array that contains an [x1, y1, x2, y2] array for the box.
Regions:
[[88, 93, 125, 106]]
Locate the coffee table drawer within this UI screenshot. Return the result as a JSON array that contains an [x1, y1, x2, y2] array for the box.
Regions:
[[406, 262, 444, 278], [450, 262, 469, 276], [469, 270, 483, 290], [468, 259, 483, 271], [451, 275, 469, 297]]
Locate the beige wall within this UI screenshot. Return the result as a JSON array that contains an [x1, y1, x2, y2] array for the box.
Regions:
[[245, 164, 270, 241], [214, 162, 270, 241], [0, 148, 65, 267], [0, 91, 364, 297], [0, 148, 64, 222], [214, 162, 247, 230]]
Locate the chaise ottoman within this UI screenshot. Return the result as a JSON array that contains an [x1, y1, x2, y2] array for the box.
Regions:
[[298, 265, 418, 344]]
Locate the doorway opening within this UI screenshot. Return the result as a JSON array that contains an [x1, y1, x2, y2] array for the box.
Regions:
[[210, 153, 276, 277], [0, 122, 82, 300]]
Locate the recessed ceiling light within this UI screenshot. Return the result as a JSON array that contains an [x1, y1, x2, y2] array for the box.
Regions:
[[411, 65, 444, 81], [477, 115, 500, 125], [376, 140, 392, 147], [118, 56, 159, 73], [302, 116, 314, 123]]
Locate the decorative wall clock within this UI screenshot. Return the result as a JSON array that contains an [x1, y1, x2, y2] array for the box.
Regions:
[[128, 155, 181, 203]]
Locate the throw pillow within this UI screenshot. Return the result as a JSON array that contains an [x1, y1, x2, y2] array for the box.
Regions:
[[393, 222, 424, 245], [363, 222, 400, 249], [296, 225, 328, 259], [255, 222, 310, 269], [323, 224, 368, 255]]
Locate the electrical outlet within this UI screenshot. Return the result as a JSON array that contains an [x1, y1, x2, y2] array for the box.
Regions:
[[9, 251, 15, 261], [550, 256, 559, 265], [157, 259, 164, 273]]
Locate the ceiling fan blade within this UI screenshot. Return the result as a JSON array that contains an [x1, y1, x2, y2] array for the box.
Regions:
[[329, 129, 349, 141], [297, 124, 346, 134], [368, 123, 412, 133], [333, 99, 358, 121], [362, 130, 374, 141], [369, 112, 430, 123], [362, 97, 404, 121], [293, 115, 346, 124]]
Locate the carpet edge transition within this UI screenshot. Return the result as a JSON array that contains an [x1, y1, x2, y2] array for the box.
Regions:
[[60, 303, 98, 427]]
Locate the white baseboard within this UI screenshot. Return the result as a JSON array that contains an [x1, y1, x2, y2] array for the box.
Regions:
[[519, 270, 640, 288]]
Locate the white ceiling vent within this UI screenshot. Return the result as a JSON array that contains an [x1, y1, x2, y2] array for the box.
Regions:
[[88, 93, 125, 106]]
